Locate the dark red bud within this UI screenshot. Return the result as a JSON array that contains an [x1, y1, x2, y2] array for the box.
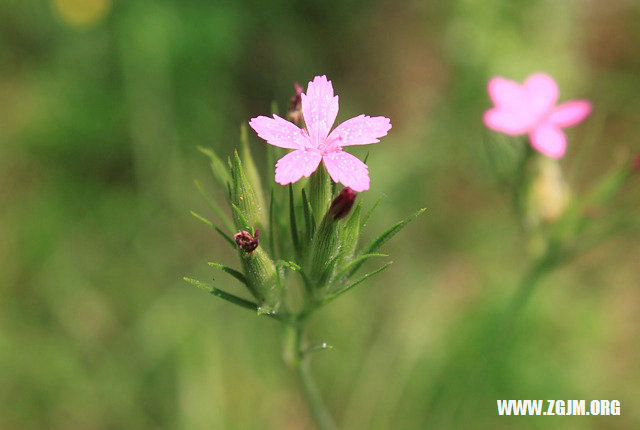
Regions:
[[633, 155, 640, 173], [234, 229, 259, 253], [287, 82, 304, 126], [329, 187, 357, 220]]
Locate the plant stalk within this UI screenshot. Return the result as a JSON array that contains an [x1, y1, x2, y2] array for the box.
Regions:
[[508, 249, 557, 317], [284, 320, 337, 430]]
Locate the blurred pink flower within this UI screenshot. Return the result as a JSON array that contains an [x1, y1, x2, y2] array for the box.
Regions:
[[483, 73, 592, 158], [249, 75, 391, 191]]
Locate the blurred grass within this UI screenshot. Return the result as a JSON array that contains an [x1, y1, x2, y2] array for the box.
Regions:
[[1, 0, 639, 429]]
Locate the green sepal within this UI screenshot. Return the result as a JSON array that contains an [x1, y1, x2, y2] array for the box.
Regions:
[[308, 165, 332, 223], [239, 247, 280, 314], [338, 204, 361, 262], [307, 212, 342, 289], [301, 189, 316, 243], [327, 204, 362, 287], [230, 150, 264, 230], [240, 123, 267, 224], [231, 204, 251, 232]]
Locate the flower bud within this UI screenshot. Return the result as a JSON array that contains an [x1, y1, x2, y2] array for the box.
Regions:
[[287, 82, 303, 126], [234, 229, 259, 254], [329, 187, 357, 220], [230, 151, 264, 230], [240, 246, 279, 314], [527, 157, 571, 226]]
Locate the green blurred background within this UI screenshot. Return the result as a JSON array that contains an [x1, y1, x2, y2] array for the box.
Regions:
[[1, 0, 639, 428]]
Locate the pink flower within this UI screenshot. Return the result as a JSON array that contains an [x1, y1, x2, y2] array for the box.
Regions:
[[483, 73, 592, 159], [249, 75, 392, 192]]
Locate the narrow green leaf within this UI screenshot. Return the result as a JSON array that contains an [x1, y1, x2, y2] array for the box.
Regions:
[[183, 277, 259, 311], [301, 189, 316, 242], [277, 260, 302, 271], [197, 146, 231, 186], [268, 188, 276, 257], [362, 208, 426, 255], [361, 198, 381, 229], [270, 101, 280, 116], [303, 342, 333, 357], [208, 262, 248, 286], [231, 204, 250, 232], [190, 210, 214, 227], [194, 180, 234, 232], [266, 146, 275, 182], [190, 211, 235, 247], [183, 276, 214, 293], [334, 253, 387, 280], [278, 259, 311, 291], [289, 185, 301, 257], [323, 262, 393, 305], [214, 226, 236, 248], [553, 163, 631, 243], [226, 180, 232, 201], [351, 208, 425, 276], [363, 151, 370, 164]]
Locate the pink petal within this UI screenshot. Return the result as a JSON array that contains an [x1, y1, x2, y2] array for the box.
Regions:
[[301, 75, 339, 147], [274, 150, 322, 185], [529, 123, 567, 159], [524, 73, 559, 118], [548, 100, 592, 128], [327, 115, 392, 147], [483, 108, 534, 135], [322, 151, 369, 192], [488, 77, 528, 110], [249, 115, 311, 149]]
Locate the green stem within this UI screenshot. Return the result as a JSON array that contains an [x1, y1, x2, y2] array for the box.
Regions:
[[284, 320, 337, 430], [508, 250, 557, 316]]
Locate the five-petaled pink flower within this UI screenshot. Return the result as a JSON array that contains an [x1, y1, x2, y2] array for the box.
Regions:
[[249, 75, 392, 192], [483, 73, 592, 159]]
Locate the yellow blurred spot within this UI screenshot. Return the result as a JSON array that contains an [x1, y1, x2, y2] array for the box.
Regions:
[[52, 0, 111, 28], [528, 157, 571, 225]]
